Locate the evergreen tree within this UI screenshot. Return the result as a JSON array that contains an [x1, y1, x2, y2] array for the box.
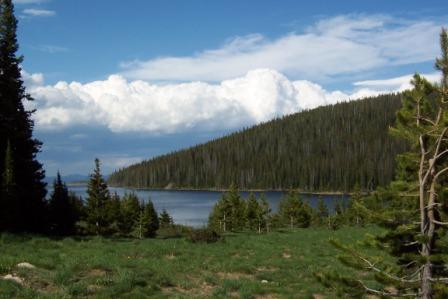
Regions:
[[315, 196, 329, 227], [133, 199, 159, 238], [278, 190, 311, 228], [106, 192, 122, 235], [208, 194, 231, 232], [143, 199, 159, 237], [258, 194, 271, 233], [208, 185, 246, 232], [227, 184, 246, 231], [120, 193, 140, 235], [0, 0, 46, 232], [159, 209, 173, 228], [322, 29, 448, 298], [245, 192, 260, 231], [0, 140, 17, 231], [346, 186, 368, 226], [48, 172, 78, 235], [86, 158, 110, 235]]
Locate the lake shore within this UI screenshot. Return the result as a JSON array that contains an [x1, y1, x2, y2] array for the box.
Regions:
[[102, 184, 350, 195]]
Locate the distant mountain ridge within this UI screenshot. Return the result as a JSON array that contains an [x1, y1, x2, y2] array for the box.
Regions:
[[108, 93, 409, 192], [45, 174, 89, 185]]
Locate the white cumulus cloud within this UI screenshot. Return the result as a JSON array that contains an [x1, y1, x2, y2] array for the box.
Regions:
[[121, 15, 442, 82], [26, 68, 412, 134]]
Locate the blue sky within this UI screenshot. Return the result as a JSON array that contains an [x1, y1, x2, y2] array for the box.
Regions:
[[13, 0, 448, 176]]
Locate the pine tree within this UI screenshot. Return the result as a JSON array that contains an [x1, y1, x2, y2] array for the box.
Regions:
[[106, 192, 122, 235], [245, 192, 260, 231], [120, 193, 140, 235], [258, 194, 271, 233], [133, 199, 159, 238], [159, 209, 173, 228], [315, 196, 329, 227], [86, 158, 110, 235], [322, 29, 448, 298], [208, 184, 246, 232], [144, 199, 159, 237], [208, 190, 232, 232], [0, 0, 46, 232], [48, 172, 78, 235], [346, 186, 368, 226], [227, 184, 246, 231], [278, 190, 311, 228]]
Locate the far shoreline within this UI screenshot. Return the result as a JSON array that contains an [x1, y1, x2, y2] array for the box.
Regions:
[[67, 182, 351, 196]]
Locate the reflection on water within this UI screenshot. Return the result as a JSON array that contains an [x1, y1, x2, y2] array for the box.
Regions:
[[48, 186, 349, 227]]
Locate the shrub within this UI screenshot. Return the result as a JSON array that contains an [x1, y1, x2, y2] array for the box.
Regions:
[[187, 228, 221, 243], [156, 224, 190, 239]]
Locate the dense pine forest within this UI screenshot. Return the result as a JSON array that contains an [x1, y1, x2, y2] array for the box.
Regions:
[[109, 93, 408, 191]]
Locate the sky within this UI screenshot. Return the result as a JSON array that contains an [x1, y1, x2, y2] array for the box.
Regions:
[[12, 0, 448, 177]]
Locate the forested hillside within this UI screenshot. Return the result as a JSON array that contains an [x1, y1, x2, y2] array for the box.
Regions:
[[108, 93, 408, 191]]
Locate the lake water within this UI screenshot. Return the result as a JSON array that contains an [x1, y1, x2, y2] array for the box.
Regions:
[[58, 186, 349, 227]]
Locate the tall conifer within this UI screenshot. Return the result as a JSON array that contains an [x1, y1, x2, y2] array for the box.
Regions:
[[86, 158, 110, 235], [48, 172, 78, 235], [0, 0, 46, 232]]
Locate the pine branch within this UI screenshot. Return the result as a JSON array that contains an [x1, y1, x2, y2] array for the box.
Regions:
[[357, 280, 418, 297], [431, 219, 448, 226]]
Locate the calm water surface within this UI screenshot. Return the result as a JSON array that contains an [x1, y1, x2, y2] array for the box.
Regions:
[[57, 186, 349, 227]]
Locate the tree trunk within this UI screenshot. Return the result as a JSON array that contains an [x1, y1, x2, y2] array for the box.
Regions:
[[223, 214, 226, 232], [421, 259, 433, 299], [290, 216, 293, 229]]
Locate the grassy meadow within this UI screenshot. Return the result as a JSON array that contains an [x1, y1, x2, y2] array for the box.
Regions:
[[0, 227, 382, 298]]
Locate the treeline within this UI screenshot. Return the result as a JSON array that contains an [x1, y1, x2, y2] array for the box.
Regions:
[[109, 94, 408, 192], [207, 184, 375, 233], [46, 159, 177, 238]]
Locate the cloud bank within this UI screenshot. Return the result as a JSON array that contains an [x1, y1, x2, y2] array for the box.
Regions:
[[121, 15, 441, 82], [28, 68, 413, 134]]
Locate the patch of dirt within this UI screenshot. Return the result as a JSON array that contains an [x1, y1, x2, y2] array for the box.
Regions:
[[162, 280, 216, 297], [18, 269, 60, 293], [282, 252, 291, 259], [87, 268, 109, 277], [313, 294, 325, 299], [256, 266, 278, 272], [217, 272, 254, 280], [87, 284, 103, 293], [256, 295, 278, 299], [165, 253, 176, 260]]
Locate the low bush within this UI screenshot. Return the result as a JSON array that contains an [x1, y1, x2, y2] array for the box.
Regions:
[[186, 228, 221, 243], [156, 224, 191, 239]]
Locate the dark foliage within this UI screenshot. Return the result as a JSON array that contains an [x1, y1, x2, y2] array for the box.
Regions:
[[47, 172, 81, 235], [0, 0, 46, 233], [109, 94, 408, 192], [85, 158, 111, 235], [187, 228, 221, 243], [159, 209, 173, 228]]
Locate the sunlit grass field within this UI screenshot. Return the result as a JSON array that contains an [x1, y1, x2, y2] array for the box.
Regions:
[[0, 226, 381, 298]]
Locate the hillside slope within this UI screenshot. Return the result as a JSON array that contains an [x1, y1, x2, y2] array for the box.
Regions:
[[108, 93, 408, 191]]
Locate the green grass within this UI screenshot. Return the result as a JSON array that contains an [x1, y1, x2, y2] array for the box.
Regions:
[[0, 226, 382, 298]]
